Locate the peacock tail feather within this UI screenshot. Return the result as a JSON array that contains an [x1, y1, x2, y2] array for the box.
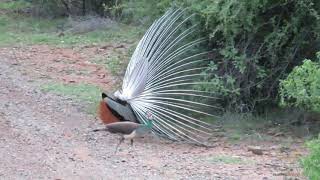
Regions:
[[109, 9, 222, 145]]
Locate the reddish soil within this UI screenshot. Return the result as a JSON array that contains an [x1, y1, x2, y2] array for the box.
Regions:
[[0, 44, 128, 91]]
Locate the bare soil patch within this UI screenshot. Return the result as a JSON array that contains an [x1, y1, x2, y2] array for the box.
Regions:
[[0, 44, 128, 90]]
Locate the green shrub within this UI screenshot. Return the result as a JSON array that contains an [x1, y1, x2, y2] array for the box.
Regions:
[[280, 54, 320, 113], [119, 0, 171, 24], [28, 0, 120, 17], [190, 0, 320, 111], [0, 0, 30, 10], [301, 135, 320, 180], [119, 0, 320, 111]]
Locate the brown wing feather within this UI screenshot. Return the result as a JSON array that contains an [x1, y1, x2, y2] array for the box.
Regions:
[[98, 101, 120, 124]]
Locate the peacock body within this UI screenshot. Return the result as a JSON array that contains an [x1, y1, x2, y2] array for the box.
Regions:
[[98, 9, 221, 145]]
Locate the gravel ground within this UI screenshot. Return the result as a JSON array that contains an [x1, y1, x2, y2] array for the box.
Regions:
[[0, 48, 306, 180]]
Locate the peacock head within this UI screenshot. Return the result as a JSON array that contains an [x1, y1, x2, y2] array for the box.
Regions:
[[145, 111, 154, 128]]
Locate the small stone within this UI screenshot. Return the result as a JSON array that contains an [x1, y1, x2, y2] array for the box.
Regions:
[[248, 146, 264, 155]]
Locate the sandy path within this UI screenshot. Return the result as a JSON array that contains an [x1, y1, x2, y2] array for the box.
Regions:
[[0, 50, 305, 180]]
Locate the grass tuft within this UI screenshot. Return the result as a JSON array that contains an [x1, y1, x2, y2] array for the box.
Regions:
[[41, 82, 102, 114], [208, 155, 252, 165], [0, 14, 144, 47], [301, 135, 320, 180]]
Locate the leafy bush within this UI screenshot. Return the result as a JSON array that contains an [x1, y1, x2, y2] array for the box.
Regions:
[[280, 54, 320, 113], [189, 0, 320, 111], [0, 0, 30, 10], [301, 135, 320, 180], [119, 0, 171, 24], [28, 0, 120, 17], [117, 0, 320, 112]]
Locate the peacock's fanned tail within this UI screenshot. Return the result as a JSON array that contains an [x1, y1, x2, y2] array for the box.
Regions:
[[114, 9, 222, 145]]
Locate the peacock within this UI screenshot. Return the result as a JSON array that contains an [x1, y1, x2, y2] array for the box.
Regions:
[[93, 120, 153, 152], [97, 9, 221, 146]]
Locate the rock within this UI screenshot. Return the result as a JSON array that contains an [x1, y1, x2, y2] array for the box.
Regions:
[[248, 146, 264, 155]]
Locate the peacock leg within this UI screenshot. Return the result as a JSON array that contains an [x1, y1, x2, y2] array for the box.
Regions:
[[130, 139, 133, 146], [115, 136, 125, 154]]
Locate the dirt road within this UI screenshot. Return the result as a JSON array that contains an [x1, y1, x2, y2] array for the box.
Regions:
[[0, 47, 305, 179]]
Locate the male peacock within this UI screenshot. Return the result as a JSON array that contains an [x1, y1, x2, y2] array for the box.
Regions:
[[97, 9, 221, 146]]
